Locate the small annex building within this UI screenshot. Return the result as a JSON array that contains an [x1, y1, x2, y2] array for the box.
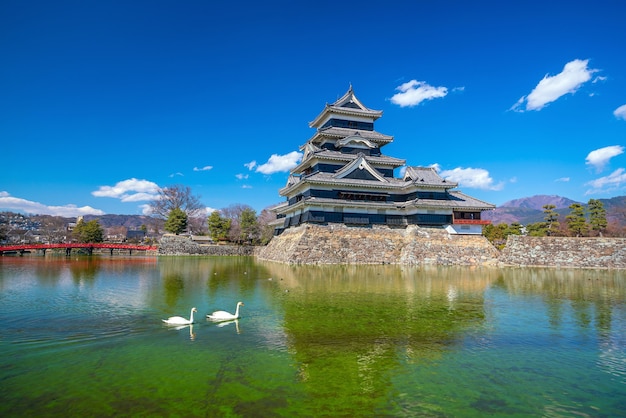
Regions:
[[271, 86, 495, 236]]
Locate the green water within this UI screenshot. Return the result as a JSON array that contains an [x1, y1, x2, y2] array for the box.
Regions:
[[1, 256, 625, 417]]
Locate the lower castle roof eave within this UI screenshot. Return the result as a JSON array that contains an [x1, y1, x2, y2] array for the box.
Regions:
[[274, 198, 395, 215], [274, 196, 494, 216], [279, 177, 454, 197]]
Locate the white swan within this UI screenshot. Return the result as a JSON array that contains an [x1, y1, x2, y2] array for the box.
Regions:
[[207, 301, 244, 322], [162, 307, 197, 325]]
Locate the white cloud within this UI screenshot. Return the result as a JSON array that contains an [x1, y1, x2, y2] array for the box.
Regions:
[[235, 173, 249, 180], [438, 167, 504, 190], [0, 192, 105, 216], [584, 168, 626, 195], [511, 59, 599, 111], [555, 177, 570, 182], [242, 185, 253, 189], [140, 204, 153, 215], [169, 172, 184, 178], [255, 151, 302, 175], [92, 178, 161, 202], [390, 80, 448, 107], [585, 145, 624, 172], [193, 165, 213, 172], [614, 104, 626, 121], [245, 161, 257, 170]]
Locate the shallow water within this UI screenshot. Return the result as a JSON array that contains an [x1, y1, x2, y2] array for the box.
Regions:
[[1, 256, 625, 417]]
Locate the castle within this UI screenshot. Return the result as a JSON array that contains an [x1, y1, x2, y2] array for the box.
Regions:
[[272, 86, 494, 235]]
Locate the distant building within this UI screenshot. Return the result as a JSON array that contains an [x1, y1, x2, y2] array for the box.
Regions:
[[126, 230, 146, 242], [272, 87, 494, 235]]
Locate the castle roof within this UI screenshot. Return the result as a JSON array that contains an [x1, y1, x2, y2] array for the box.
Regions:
[[306, 126, 393, 147], [309, 86, 383, 129], [280, 165, 468, 196]]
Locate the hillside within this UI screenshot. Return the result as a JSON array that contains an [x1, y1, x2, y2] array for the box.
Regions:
[[82, 214, 161, 230], [484, 194, 626, 228]]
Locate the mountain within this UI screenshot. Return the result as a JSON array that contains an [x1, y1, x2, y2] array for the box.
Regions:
[[484, 194, 626, 228], [498, 195, 579, 211], [82, 214, 161, 230]]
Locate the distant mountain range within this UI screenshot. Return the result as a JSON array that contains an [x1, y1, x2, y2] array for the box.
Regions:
[[483, 194, 626, 227]]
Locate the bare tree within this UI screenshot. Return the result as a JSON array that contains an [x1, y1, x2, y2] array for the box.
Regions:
[[258, 207, 277, 244], [221, 203, 254, 243], [148, 185, 206, 233]]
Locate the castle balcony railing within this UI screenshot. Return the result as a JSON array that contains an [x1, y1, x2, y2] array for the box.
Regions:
[[452, 219, 491, 225]]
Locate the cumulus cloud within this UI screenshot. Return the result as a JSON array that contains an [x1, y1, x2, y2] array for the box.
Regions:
[[511, 59, 599, 112], [245, 161, 257, 170], [390, 80, 448, 107], [92, 178, 161, 201], [255, 151, 302, 175], [614, 104, 626, 121], [193, 165, 213, 172], [585, 145, 624, 172], [438, 167, 504, 190], [584, 168, 626, 195], [0, 191, 105, 216], [235, 173, 249, 180]]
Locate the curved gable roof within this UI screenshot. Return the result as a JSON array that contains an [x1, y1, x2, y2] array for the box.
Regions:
[[334, 154, 388, 182], [309, 86, 383, 128]]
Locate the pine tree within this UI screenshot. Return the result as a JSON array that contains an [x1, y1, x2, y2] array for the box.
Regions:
[[239, 208, 259, 244], [164, 208, 188, 235], [542, 204, 560, 236], [587, 199, 607, 236], [73, 219, 104, 243], [566, 203, 588, 237], [207, 211, 231, 241]]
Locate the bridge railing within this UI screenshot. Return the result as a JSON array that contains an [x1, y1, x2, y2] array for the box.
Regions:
[[0, 243, 158, 252]]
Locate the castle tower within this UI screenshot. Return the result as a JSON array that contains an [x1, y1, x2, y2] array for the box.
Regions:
[[272, 87, 494, 235]]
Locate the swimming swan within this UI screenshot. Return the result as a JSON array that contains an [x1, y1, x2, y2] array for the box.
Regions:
[[207, 302, 244, 322], [162, 307, 197, 325]]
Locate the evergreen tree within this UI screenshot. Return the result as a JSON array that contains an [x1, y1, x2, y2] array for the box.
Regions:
[[526, 222, 547, 237], [164, 208, 188, 235], [542, 204, 560, 236], [73, 219, 104, 243], [587, 199, 607, 236], [239, 208, 259, 244], [207, 211, 231, 241], [508, 222, 523, 235], [566, 203, 588, 237], [482, 223, 509, 249]]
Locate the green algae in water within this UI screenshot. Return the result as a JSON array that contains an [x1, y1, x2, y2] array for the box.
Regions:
[[1, 257, 625, 417]]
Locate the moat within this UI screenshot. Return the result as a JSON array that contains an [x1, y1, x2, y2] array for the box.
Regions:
[[1, 255, 625, 417]]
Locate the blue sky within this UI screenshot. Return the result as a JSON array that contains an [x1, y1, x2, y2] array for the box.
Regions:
[[2, 0, 626, 217]]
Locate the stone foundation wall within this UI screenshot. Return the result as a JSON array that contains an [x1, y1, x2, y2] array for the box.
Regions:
[[158, 234, 253, 256], [254, 224, 500, 266], [499, 235, 626, 269], [158, 229, 626, 269]]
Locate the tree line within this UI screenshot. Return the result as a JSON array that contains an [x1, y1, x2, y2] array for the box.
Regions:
[[483, 199, 609, 249], [152, 184, 276, 245]]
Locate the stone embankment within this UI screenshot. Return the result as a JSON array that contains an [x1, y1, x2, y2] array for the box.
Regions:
[[255, 224, 500, 266], [499, 235, 626, 269], [158, 234, 253, 256], [158, 228, 626, 269]]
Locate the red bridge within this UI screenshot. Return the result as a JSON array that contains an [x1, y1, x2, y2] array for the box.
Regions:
[[0, 243, 158, 256]]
